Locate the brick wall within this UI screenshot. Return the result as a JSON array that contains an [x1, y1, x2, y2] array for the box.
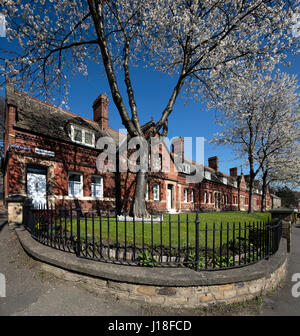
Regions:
[[3, 102, 272, 214]]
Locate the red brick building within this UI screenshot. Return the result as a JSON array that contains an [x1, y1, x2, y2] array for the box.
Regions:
[[3, 85, 274, 213]]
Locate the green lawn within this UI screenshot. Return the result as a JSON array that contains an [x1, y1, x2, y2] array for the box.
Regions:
[[55, 211, 271, 250]]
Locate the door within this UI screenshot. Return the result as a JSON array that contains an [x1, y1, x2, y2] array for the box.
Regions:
[[240, 196, 245, 211], [167, 186, 172, 210], [27, 165, 47, 209], [214, 192, 221, 210]]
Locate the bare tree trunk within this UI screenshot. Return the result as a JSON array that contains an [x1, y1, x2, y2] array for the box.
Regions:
[[130, 171, 148, 217], [260, 170, 268, 212], [248, 157, 255, 214], [248, 181, 254, 214]]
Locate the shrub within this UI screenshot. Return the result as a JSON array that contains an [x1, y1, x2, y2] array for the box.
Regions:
[[137, 250, 158, 267], [185, 253, 205, 270], [214, 255, 235, 268]]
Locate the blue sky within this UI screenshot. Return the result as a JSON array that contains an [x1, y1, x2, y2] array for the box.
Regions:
[[0, 38, 299, 177], [35, 53, 299, 176]]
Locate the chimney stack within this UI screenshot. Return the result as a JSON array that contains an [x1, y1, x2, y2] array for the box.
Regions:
[[171, 137, 184, 159], [93, 94, 109, 131], [230, 167, 238, 177], [208, 156, 218, 171]]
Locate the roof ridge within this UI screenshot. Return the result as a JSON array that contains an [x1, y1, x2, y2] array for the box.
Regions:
[[108, 127, 127, 135], [14, 90, 125, 136], [15, 90, 100, 126]]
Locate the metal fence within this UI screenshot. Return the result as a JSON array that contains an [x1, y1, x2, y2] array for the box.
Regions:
[[23, 203, 282, 271]]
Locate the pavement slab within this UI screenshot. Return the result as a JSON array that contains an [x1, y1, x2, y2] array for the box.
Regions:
[[261, 222, 300, 316]]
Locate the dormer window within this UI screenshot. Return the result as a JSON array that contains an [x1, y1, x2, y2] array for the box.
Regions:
[[71, 125, 95, 147], [85, 131, 94, 146], [183, 163, 190, 174], [223, 177, 227, 185], [205, 171, 211, 180], [74, 128, 82, 142]]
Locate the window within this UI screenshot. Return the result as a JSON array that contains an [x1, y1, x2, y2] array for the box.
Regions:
[[91, 176, 103, 197], [74, 128, 82, 142], [27, 165, 47, 175], [183, 163, 191, 174], [190, 190, 194, 203], [68, 173, 83, 197], [155, 154, 162, 171], [223, 177, 227, 185], [204, 191, 207, 204], [205, 171, 211, 180], [209, 192, 212, 204], [145, 183, 149, 200], [233, 181, 238, 188], [184, 189, 188, 202], [85, 132, 94, 146], [71, 125, 95, 147], [153, 183, 160, 201]]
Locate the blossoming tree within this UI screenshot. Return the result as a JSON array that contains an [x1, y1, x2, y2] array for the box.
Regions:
[[0, 0, 298, 216], [211, 69, 299, 213]]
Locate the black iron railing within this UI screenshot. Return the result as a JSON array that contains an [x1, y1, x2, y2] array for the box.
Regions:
[[23, 203, 282, 271]]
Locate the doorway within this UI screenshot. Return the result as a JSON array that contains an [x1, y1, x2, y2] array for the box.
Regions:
[[26, 165, 47, 209], [167, 185, 173, 211], [214, 192, 221, 210]]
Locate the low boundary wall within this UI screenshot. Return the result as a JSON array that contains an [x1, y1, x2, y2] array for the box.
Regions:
[[15, 227, 288, 308]]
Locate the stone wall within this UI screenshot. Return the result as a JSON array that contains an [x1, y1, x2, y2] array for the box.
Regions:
[[16, 227, 288, 309], [40, 258, 287, 308]]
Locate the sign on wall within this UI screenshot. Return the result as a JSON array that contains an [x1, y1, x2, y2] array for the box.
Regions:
[[8, 144, 32, 152], [35, 148, 55, 157]]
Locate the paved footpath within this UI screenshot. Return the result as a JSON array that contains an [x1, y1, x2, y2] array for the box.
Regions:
[[261, 220, 300, 316], [1, 204, 299, 316], [0, 211, 145, 316]]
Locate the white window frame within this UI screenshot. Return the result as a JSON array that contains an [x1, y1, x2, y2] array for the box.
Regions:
[[68, 172, 83, 197], [155, 154, 162, 172], [91, 175, 103, 198], [183, 163, 191, 174], [205, 171, 211, 180], [70, 124, 95, 147], [184, 188, 188, 202], [145, 183, 149, 200], [190, 190, 194, 203], [153, 183, 160, 201], [223, 177, 227, 185], [209, 192, 212, 204]]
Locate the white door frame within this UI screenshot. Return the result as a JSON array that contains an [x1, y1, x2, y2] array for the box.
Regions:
[[167, 185, 173, 210], [27, 165, 47, 208]]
